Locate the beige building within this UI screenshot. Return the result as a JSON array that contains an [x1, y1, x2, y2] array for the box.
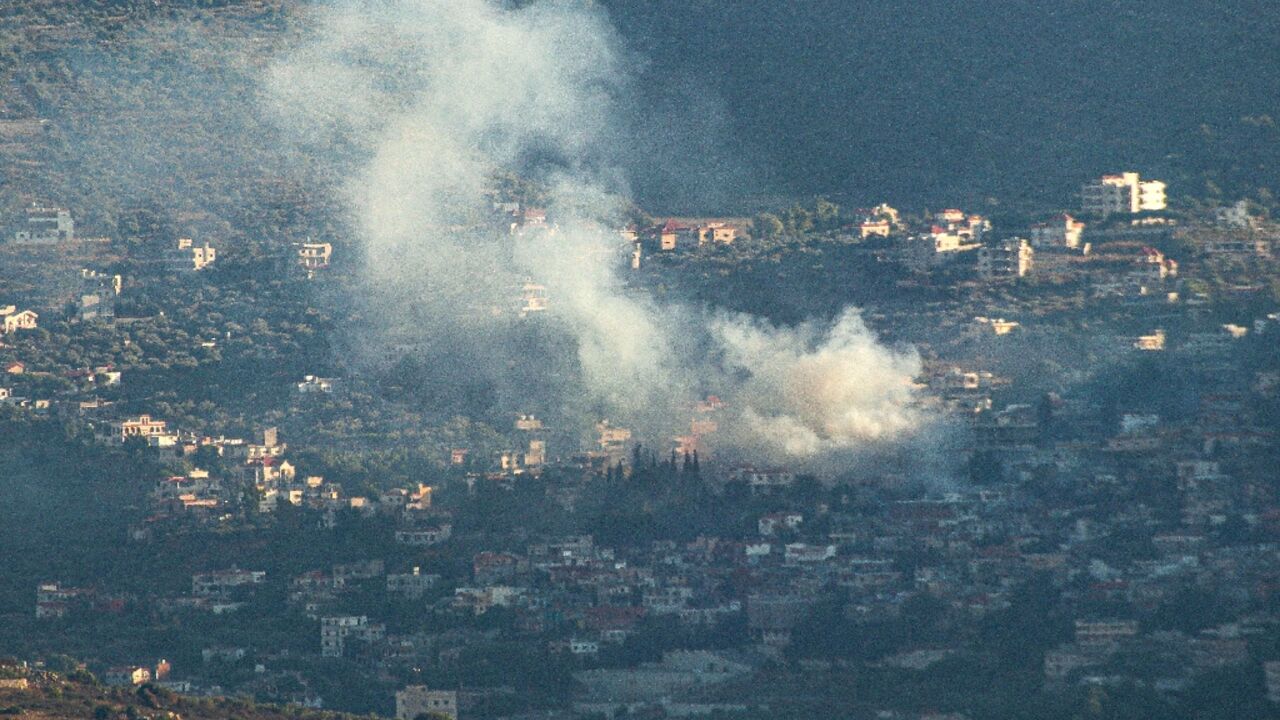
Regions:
[[172, 238, 217, 271], [977, 238, 1034, 280], [99, 414, 173, 445], [297, 242, 332, 270], [396, 686, 458, 720], [859, 219, 891, 238], [1030, 213, 1086, 249], [0, 308, 38, 334], [1081, 172, 1166, 216]]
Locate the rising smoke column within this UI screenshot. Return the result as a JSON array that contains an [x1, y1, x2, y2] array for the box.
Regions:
[[712, 309, 925, 463], [263, 0, 935, 469]]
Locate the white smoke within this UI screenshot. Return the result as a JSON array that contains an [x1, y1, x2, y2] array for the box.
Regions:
[[263, 0, 934, 470], [711, 310, 924, 463]]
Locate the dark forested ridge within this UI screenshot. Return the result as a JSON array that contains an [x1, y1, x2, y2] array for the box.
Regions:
[[605, 0, 1280, 212], [0, 1, 1277, 216]]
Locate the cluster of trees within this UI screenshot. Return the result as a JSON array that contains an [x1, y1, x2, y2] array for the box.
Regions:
[[749, 197, 844, 241]]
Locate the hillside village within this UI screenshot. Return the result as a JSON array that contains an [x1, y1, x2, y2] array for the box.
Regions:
[[0, 3, 1279, 720], [0, 162, 1278, 720]]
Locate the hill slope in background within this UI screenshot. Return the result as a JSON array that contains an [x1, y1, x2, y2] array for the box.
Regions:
[[606, 0, 1280, 212], [0, 0, 1277, 223]]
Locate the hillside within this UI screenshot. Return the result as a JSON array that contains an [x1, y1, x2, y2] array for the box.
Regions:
[[606, 0, 1280, 212], [0, 663, 359, 720], [1, 0, 1278, 225]]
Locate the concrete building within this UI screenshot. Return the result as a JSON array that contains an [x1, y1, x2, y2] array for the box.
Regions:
[[78, 269, 121, 321], [169, 238, 217, 271], [297, 242, 332, 271], [13, 204, 74, 244], [386, 567, 440, 599], [396, 686, 458, 720], [321, 615, 385, 658], [859, 218, 891, 238], [1081, 172, 1166, 216], [98, 415, 174, 446], [1265, 660, 1280, 704], [977, 238, 1034, 280]]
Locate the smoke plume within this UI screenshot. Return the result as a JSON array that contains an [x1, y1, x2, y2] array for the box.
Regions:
[[263, 0, 934, 471]]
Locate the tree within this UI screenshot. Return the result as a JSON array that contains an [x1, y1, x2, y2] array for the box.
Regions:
[[814, 196, 841, 230], [752, 213, 784, 240]]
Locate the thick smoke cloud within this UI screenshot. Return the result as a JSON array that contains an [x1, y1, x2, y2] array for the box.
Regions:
[[263, 0, 933, 470], [712, 310, 924, 461]]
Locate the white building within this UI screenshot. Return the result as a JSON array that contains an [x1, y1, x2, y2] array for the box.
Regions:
[[0, 308, 38, 334], [1081, 172, 1166, 216], [297, 242, 332, 271]]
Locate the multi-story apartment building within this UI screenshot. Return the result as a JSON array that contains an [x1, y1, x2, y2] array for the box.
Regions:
[[1081, 172, 1166, 216]]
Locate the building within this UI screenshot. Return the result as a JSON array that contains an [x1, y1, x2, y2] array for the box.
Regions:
[[386, 567, 440, 599], [13, 204, 74, 244], [974, 316, 1020, 336], [396, 686, 458, 720], [649, 220, 686, 252], [596, 421, 631, 464], [1134, 329, 1166, 351], [169, 238, 217, 271], [36, 582, 87, 619], [0, 308, 38, 334], [1029, 214, 1086, 249], [395, 524, 453, 546], [297, 242, 332, 271], [859, 218, 891, 238], [78, 269, 121, 321], [98, 415, 174, 446], [1081, 172, 1166, 216], [297, 375, 335, 393], [192, 569, 266, 597], [1265, 660, 1280, 704], [519, 282, 548, 317], [706, 223, 737, 245], [1129, 246, 1178, 282], [1073, 619, 1139, 647], [853, 203, 902, 238], [977, 238, 1034, 280], [902, 215, 985, 271], [103, 666, 151, 686], [1214, 200, 1257, 228], [321, 615, 386, 658], [758, 512, 804, 537], [1201, 234, 1271, 256], [729, 466, 797, 494]]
